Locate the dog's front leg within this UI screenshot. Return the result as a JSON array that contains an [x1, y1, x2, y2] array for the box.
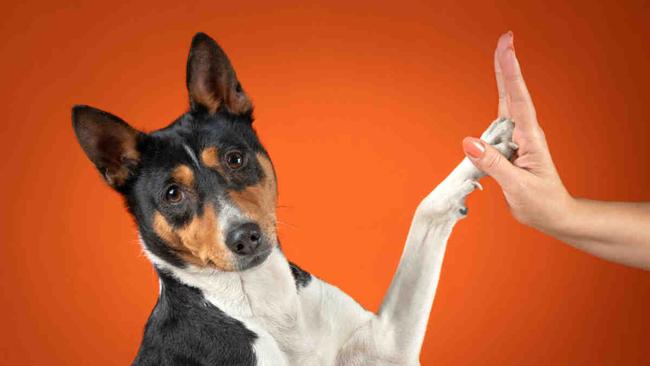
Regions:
[[374, 118, 516, 363]]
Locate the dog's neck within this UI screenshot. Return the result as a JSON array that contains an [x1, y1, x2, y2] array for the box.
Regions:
[[145, 246, 298, 319]]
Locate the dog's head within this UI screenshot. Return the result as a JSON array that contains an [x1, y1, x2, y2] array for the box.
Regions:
[[72, 33, 277, 271]]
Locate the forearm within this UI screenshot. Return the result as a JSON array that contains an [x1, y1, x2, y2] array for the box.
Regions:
[[548, 199, 650, 269]]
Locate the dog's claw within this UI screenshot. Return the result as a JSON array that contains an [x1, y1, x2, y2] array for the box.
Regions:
[[471, 180, 483, 191], [508, 142, 519, 150], [458, 207, 468, 216]]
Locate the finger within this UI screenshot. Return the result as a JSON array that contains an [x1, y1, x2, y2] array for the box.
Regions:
[[494, 40, 509, 118], [463, 137, 523, 190], [496, 32, 539, 132]]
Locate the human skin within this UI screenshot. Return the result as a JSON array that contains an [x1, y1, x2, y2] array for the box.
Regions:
[[462, 31, 650, 270]]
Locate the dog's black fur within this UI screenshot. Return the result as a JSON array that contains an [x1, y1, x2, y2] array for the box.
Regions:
[[134, 270, 259, 366], [133, 262, 311, 365]]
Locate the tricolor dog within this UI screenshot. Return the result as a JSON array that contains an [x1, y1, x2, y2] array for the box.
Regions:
[[72, 33, 515, 365]]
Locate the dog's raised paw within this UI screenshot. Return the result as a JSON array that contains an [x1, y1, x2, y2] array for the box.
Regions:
[[480, 117, 516, 160], [416, 118, 516, 222]]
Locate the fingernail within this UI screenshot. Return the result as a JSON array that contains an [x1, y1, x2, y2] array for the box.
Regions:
[[497, 31, 514, 52], [463, 137, 485, 159]]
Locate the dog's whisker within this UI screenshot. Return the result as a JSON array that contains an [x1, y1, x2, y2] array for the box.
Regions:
[[275, 220, 298, 229]]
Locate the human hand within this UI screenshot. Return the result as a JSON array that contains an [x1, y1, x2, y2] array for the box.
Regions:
[[462, 32, 574, 236]]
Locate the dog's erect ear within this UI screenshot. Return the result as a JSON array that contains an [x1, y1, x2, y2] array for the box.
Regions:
[[186, 32, 252, 116], [72, 105, 142, 190]]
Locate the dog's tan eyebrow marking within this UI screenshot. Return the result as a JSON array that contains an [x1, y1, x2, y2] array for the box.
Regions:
[[201, 146, 221, 169], [172, 164, 194, 187]]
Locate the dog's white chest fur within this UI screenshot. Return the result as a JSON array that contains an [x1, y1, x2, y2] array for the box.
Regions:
[[151, 249, 373, 366]]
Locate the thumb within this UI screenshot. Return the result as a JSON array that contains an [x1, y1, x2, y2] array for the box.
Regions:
[[462, 137, 521, 188]]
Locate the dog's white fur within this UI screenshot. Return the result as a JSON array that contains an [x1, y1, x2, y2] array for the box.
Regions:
[[145, 118, 514, 365]]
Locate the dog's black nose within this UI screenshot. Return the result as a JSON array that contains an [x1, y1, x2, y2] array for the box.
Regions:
[[226, 223, 262, 256]]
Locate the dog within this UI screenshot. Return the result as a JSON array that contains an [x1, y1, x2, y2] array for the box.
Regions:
[[72, 32, 514, 366]]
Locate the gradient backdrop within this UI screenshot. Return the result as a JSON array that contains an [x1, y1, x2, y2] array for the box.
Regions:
[[1, 1, 649, 365]]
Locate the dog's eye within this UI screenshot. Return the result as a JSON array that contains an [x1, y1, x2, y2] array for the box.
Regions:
[[224, 150, 245, 170], [164, 185, 183, 204]]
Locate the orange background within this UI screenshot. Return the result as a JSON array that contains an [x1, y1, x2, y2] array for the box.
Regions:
[[1, 1, 649, 365]]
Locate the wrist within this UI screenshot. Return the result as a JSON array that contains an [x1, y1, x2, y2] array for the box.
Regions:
[[540, 192, 580, 239]]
